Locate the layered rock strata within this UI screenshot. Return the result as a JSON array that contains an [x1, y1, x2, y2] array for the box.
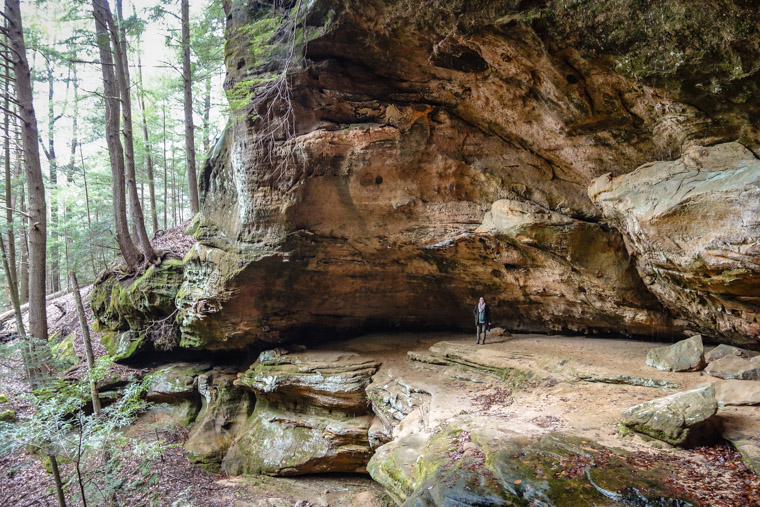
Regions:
[[173, 0, 760, 351], [223, 349, 379, 475], [590, 143, 760, 347]]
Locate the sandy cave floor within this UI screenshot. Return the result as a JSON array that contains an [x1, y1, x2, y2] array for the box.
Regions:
[[2, 330, 760, 506]]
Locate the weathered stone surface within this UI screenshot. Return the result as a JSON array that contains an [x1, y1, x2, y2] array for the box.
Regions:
[[369, 415, 689, 505], [575, 373, 679, 390], [590, 143, 760, 347], [709, 380, 760, 407], [646, 335, 705, 372], [223, 349, 379, 476], [185, 368, 254, 471], [706, 344, 754, 363], [167, 0, 760, 352], [705, 355, 760, 380], [621, 386, 718, 446], [147, 362, 210, 402], [92, 260, 184, 360]]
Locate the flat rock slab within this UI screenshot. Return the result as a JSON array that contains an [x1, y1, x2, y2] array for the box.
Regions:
[[646, 335, 705, 372], [706, 344, 754, 363], [705, 356, 760, 380], [576, 373, 679, 390], [710, 380, 760, 407], [368, 415, 691, 505], [621, 386, 718, 446]]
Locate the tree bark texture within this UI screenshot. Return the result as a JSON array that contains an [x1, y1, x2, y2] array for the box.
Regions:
[[181, 0, 200, 215], [91, 0, 140, 270], [111, 0, 156, 262], [6, 0, 48, 343]]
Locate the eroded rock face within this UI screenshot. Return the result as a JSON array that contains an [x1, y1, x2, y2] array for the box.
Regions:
[[170, 0, 759, 351], [223, 349, 379, 476], [185, 368, 254, 471], [590, 143, 760, 347]]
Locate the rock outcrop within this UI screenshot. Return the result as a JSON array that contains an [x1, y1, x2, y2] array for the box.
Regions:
[[174, 0, 760, 352], [223, 349, 379, 476], [590, 143, 760, 347], [646, 335, 705, 372], [621, 386, 719, 446], [185, 367, 254, 470]]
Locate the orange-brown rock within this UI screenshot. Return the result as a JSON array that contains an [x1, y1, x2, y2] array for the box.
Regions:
[[172, 0, 760, 351]]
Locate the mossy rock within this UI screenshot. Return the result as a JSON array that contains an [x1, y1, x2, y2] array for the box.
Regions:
[[0, 393, 9, 404], [101, 331, 147, 361], [0, 409, 16, 422], [369, 415, 690, 505], [51, 333, 78, 367], [223, 399, 373, 476]]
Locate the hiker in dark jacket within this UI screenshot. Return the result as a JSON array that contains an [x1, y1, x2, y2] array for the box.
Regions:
[[473, 297, 491, 345]]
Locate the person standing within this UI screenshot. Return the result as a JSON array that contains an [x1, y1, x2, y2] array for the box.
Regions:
[[473, 297, 491, 345]]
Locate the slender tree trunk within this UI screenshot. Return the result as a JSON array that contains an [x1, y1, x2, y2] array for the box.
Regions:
[[48, 454, 68, 507], [7, 0, 48, 347], [162, 103, 167, 230], [92, 0, 140, 270], [79, 146, 97, 276], [109, 0, 156, 263], [203, 73, 211, 154], [45, 59, 60, 293], [171, 153, 177, 227], [69, 271, 100, 414], [4, 59, 17, 291], [135, 39, 158, 235], [181, 0, 200, 215]]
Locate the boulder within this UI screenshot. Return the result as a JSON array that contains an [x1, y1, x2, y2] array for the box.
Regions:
[[590, 142, 760, 347], [146, 362, 210, 402], [705, 356, 760, 380], [710, 380, 760, 407], [705, 344, 754, 363], [0, 393, 8, 404], [621, 386, 719, 446], [0, 409, 15, 422], [223, 349, 379, 476], [646, 335, 705, 372]]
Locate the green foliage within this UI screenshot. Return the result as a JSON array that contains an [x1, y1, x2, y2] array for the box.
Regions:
[[0, 349, 170, 505]]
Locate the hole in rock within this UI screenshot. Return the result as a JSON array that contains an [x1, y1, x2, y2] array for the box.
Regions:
[[566, 74, 579, 84], [375, 175, 383, 185], [237, 59, 245, 70]]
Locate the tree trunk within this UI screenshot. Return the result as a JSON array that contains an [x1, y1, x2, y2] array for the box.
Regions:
[[135, 39, 158, 235], [4, 59, 17, 292], [91, 0, 140, 270], [109, 0, 156, 263], [181, 0, 200, 215], [162, 103, 167, 230], [7, 0, 48, 346], [79, 146, 97, 276], [203, 73, 211, 154], [48, 454, 68, 507], [45, 59, 60, 293], [69, 271, 100, 414]]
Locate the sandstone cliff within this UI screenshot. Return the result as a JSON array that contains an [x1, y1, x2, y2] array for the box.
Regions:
[[166, 0, 760, 352]]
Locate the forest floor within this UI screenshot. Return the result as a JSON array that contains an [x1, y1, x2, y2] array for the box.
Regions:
[[2, 287, 760, 504]]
